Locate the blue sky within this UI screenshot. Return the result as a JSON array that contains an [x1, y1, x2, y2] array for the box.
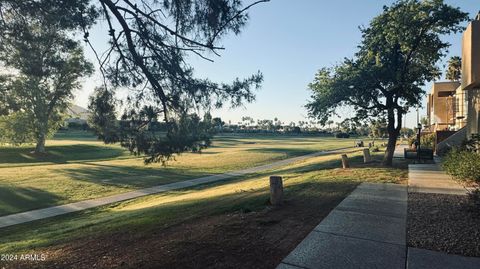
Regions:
[[76, 0, 480, 128]]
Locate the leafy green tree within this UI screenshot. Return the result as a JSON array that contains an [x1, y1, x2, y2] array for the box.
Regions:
[[445, 56, 462, 81], [0, 5, 93, 153], [241, 116, 255, 127], [0, 77, 20, 116], [306, 0, 467, 165], [0, 112, 35, 145], [212, 117, 225, 132], [2, 0, 267, 162], [88, 87, 119, 143], [420, 116, 429, 127], [88, 0, 266, 163], [326, 120, 334, 130], [400, 127, 415, 138], [355, 123, 370, 137], [92, 0, 265, 161], [338, 120, 353, 134], [369, 119, 388, 139]]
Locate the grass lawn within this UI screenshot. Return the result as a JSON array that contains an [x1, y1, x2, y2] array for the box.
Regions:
[[0, 131, 363, 216], [0, 148, 407, 269]]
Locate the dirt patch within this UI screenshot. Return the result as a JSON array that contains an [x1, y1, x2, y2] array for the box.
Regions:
[[408, 192, 480, 257], [8, 193, 347, 269]]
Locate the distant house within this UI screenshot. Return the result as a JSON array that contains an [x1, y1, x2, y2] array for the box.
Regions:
[[65, 104, 91, 126]]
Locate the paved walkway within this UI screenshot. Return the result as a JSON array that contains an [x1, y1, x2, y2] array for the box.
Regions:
[[0, 147, 354, 229], [408, 162, 467, 195], [407, 160, 480, 268], [394, 144, 409, 158], [407, 247, 480, 269], [278, 161, 480, 269], [277, 183, 408, 269]]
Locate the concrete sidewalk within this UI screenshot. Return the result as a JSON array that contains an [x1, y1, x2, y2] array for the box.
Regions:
[[394, 144, 409, 158], [408, 162, 467, 195], [407, 161, 480, 268], [277, 183, 408, 269], [277, 164, 480, 269], [407, 248, 480, 269], [0, 147, 354, 229]]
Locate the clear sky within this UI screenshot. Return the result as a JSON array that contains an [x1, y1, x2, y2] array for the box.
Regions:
[[75, 0, 480, 129]]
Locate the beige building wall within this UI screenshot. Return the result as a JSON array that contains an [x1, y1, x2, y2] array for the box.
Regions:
[[462, 16, 480, 137], [466, 89, 480, 137], [455, 85, 467, 130], [426, 93, 432, 126], [427, 82, 459, 131]]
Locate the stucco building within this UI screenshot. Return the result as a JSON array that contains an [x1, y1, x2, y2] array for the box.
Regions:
[[462, 13, 480, 138], [426, 13, 480, 152], [426, 81, 460, 131]]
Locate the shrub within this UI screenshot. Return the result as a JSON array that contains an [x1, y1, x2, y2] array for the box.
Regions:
[[408, 136, 416, 147], [443, 134, 480, 207], [420, 133, 435, 149], [407, 133, 435, 149], [443, 148, 480, 183], [462, 133, 480, 152]]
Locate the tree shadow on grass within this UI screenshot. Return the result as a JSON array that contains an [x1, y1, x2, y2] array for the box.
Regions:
[[0, 144, 128, 166], [0, 186, 62, 216], [0, 178, 359, 251], [245, 147, 315, 158], [63, 149, 366, 192], [59, 162, 213, 188], [211, 135, 322, 147]]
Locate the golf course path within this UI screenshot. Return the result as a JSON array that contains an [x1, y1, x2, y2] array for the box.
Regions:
[[0, 147, 355, 229]]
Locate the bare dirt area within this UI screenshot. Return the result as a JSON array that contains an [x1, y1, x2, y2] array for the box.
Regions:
[[408, 192, 480, 257], [9, 191, 350, 269]]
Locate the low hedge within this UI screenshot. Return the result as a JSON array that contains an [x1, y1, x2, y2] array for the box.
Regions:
[[443, 148, 480, 184]]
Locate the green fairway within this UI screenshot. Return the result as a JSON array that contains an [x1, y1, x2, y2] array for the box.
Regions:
[[0, 131, 131, 167], [0, 132, 363, 216], [0, 149, 407, 255]]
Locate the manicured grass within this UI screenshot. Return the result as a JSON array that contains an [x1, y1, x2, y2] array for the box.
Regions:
[[0, 150, 407, 256], [0, 133, 363, 216], [0, 131, 131, 167]]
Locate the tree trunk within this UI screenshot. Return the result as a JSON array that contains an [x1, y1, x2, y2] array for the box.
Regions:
[[383, 130, 398, 166], [34, 119, 48, 154], [382, 99, 402, 166], [35, 133, 46, 154]]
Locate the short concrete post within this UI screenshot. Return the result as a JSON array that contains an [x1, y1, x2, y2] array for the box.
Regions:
[[269, 176, 283, 206], [341, 154, 349, 168], [363, 148, 371, 163]]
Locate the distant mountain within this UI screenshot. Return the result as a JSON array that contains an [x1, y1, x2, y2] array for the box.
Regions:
[[66, 104, 90, 123]]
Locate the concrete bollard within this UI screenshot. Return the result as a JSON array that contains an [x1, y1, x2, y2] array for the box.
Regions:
[[269, 176, 284, 206], [363, 148, 371, 163], [341, 154, 350, 168]]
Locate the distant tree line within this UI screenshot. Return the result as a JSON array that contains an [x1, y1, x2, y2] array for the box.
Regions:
[[206, 115, 416, 138]]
